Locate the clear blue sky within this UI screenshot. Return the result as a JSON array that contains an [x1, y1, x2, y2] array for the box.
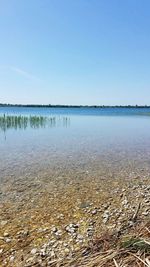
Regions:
[[0, 0, 150, 105]]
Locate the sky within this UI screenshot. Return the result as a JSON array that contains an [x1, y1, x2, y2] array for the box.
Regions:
[[0, 0, 150, 105]]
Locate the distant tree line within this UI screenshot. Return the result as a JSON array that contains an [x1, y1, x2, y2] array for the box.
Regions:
[[0, 103, 150, 108]]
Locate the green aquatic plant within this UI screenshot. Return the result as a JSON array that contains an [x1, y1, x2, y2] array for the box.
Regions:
[[0, 114, 70, 132]]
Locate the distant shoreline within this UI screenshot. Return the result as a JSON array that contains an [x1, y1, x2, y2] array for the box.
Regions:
[[0, 104, 150, 108]]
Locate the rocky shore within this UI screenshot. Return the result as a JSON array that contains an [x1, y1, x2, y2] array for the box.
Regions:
[[0, 167, 150, 267]]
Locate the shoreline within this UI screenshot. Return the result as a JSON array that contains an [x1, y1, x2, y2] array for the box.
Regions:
[[0, 168, 150, 266]]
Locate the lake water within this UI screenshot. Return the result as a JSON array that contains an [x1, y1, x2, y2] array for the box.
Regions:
[[0, 107, 150, 200], [1, 107, 150, 266]]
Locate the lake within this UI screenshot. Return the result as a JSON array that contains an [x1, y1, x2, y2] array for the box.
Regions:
[[0, 107, 150, 266], [0, 107, 150, 184]]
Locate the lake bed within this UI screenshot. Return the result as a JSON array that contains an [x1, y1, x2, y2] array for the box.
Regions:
[[0, 107, 150, 266]]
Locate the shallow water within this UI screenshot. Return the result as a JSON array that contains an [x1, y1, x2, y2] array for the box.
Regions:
[[0, 107, 150, 266], [0, 107, 150, 188]]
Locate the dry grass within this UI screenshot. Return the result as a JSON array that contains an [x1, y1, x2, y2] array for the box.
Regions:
[[53, 221, 150, 267]]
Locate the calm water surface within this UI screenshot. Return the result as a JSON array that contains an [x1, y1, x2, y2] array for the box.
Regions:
[[0, 107, 150, 184]]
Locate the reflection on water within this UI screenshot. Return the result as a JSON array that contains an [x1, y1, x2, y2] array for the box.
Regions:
[[0, 115, 70, 132]]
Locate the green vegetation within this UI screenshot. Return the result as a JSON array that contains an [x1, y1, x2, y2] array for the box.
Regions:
[[0, 115, 70, 132], [122, 237, 150, 252]]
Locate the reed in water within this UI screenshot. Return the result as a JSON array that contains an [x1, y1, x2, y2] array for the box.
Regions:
[[0, 114, 70, 131]]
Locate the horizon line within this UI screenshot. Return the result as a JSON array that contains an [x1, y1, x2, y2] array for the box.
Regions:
[[0, 103, 150, 108]]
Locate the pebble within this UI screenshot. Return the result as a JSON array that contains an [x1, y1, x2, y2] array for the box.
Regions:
[[40, 249, 46, 257], [122, 199, 128, 205], [1, 220, 8, 226], [51, 227, 58, 233], [9, 256, 15, 262], [57, 214, 64, 219], [76, 234, 83, 240], [64, 248, 70, 254], [4, 232, 9, 237], [91, 209, 97, 215], [102, 210, 110, 223], [5, 238, 11, 243], [65, 223, 78, 234], [31, 248, 37, 255]]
